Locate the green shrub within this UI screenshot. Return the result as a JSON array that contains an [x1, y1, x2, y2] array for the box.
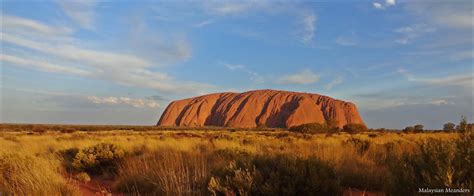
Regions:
[[443, 122, 456, 132], [368, 133, 378, 138], [452, 124, 473, 190], [414, 124, 424, 132], [387, 117, 472, 194], [208, 161, 255, 195], [342, 123, 367, 134], [209, 153, 340, 195], [70, 143, 125, 175], [289, 123, 330, 134], [403, 126, 414, 133], [386, 138, 472, 195], [60, 128, 77, 133]]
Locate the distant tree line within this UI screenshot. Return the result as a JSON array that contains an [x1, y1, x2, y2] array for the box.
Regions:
[[403, 116, 473, 133]]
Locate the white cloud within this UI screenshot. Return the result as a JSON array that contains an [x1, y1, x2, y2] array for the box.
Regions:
[[210, 3, 250, 15], [87, 96, 161, 108], [386, 0, 396, 6], [0, 54, 91, 76], [1, 17, 213, 94], [373, 3, 384, 10], [353, 91, 457, 110], [124, 14, 192, 64], [1, 15, 73, 35], [430, 99, 451, 105], [300, 12, 317, 44], [399, 69, 473, 89], [58, 1, 97, 29], [193, 19, 215, 28], [1, 33, 150, 69], [276, 69, 320, 85], [201, 2, 317, 45], [373, 0, 396, 10], [394, 24, 435, 44], [405, 1, 473, 29], [224, 64, 245, 70], [224, 63, 264, 84], [325, 76, 344, 90], [360, 97, 453, 110], [414, 73, 473, 89], [202, 1, 269, 16]]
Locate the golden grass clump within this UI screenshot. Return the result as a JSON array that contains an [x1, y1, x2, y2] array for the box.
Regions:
[[0, 153, 81, 195], [115, 151, 209, 195]]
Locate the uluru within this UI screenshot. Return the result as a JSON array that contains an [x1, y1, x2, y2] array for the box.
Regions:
[[157, 89, 365, 128]]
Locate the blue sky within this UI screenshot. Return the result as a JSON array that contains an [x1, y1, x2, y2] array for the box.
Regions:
[[1, 0, 472, 129]]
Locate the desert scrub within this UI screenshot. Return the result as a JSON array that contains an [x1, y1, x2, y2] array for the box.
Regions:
[[344, 137, 371, 155], [342, 123, 367, 134], [289, 123, 331, 134], [209, 153, 340, 195], [335, 154, 387, 191], [208, 161, 256, 195], [452, 125, 473, 191], [386, 136, 472, 195], [67, 143, 126, 175], [115, 151, 209, 195], [0, 153, 80, 195]]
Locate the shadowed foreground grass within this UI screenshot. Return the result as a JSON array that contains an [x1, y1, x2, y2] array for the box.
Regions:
[[0, 125, 472, 195]]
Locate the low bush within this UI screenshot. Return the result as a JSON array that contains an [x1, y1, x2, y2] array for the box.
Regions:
[[289, 123, 331, 134], [66, 143, 126, 175], [414, 124, 424, 132], [452, 125, 473, 190], [31, 126, 47, 134], [368, 133, 378, 138], [208, 161, 255, 195], [403, 126, 415, 133], [209, 153, 340, 195], [342, 123, 367, 134], [386, 137, 472, 195], [60, 128, 78, 133]]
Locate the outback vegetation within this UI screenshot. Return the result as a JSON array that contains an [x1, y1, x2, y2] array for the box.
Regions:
[[0, 119, 472, 195]]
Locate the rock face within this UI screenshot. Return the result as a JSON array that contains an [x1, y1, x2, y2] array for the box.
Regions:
[[157, 89, 365, 128]]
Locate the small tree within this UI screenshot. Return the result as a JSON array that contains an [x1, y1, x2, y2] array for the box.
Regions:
[[414, 124, 424, 132], [443, 122, 456, 132], [289, 123, 330, 134], [456, 116, 468, 133], [403, 126, 414, 133], [342, 123, 367, 134]]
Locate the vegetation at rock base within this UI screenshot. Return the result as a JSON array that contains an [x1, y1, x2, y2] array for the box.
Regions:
[[289, 122, 332, 134], [0, 118, 472, 195]]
